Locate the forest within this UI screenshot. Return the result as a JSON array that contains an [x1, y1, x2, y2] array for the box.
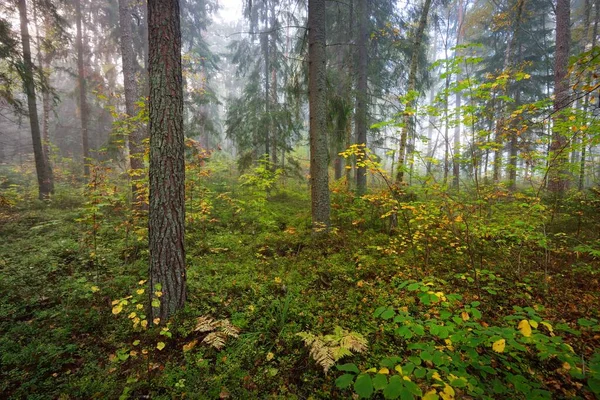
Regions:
[[1, 0, 599, 398]]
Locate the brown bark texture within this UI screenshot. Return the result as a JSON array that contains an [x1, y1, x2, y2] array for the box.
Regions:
[[308, 0, 331, 230], [548, 0, 571, 193], [355, 0, 368, 193], [148, 0, 186, 322], [75, 0, 90, 177]]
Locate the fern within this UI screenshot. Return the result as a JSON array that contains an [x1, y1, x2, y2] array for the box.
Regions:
[[297, 327, 368, 374], [193, 316, 239, 350]]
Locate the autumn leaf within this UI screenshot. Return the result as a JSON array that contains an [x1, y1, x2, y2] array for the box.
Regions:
[[112, 305, 123, 315], [518, 320, 532, 337], [156, 342, 166, 351], [183, 339, 198, 352], [91, 286, 100, 293], [492, 339, 506, 353], [378, 367, 390, 374]]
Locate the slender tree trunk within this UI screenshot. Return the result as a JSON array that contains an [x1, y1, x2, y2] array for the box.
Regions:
[[118, 0, 146, 208], [548, 0, 571, 193], [18, 0, 54, 199], [580, 0, 598, 190], [308, 0, 331, 231], [453, 0, 464, 189], [355, 0, 368, 193], [396, 0, 433, 184], [148, 0, 186, 322], [32, 1, 50, 159], [75, 0, 90, 177]]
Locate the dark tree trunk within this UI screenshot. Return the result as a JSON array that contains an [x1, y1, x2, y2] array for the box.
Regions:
[[548, 0, 571, 193], [148, 0, 186, 322], [18, 0, 54, 199], [308, 0, 331, 231], [75, 0, 90, 177], [355, 0, 368, 193], [396, 0, 433, 185], [118, 0, 146, 207]]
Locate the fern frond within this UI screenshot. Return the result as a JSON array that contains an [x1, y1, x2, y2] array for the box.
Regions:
[[340, 332, 368, 353], [331, 346, 353, 361], [195, 316, 218, 332], [203, 331, 226, 349], [308, 338, 335, 373], [218, 319, 240, 338]]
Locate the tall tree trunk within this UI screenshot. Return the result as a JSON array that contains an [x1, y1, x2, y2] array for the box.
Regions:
[[308, 0, 331, 231], [18, 0, 54, 199], [32, 0, 50, 159], [548, 0, 571, 193], [396, 0, 433, 184], [508, 42, 523, 191], [355, 0, 368, 193], [148, 0, 186, 322], [580, 0, 598, 190], [453, 0, 464, 189], [118, 0, 146, 207], [75, 0, 90, 177]]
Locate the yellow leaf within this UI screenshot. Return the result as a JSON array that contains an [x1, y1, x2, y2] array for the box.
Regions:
[[365, 367, 377, 373], [153, 318, 160, 325], [154, 291, 163, 298], [378, 367, 390, 375], [138, 280, 147, 285], [141, 320, 148, 328], [183, 339, 198, 352], [423, 390, 439, 400], [112, 305, 123, 315], [518, 320, 532, 337], [440, 384, 455, 400], [128, 312, 137, 319], [136, 289, 144, 295], [136, 304, 144, 310], [461, 312, 470, 321], [111, 299, 120, 306], [156, 342, 166, 351], [492, 339, 506, 353], [540, 321, 553, 332], [395, 365, 403, 374], [432, 371, 443, 381], [91, 286, 100, 293], [529, 320, 538, 329], [266, 352, 274, 361]]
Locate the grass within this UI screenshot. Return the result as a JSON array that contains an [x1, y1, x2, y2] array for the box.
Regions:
[[0, 164, 599, 399]]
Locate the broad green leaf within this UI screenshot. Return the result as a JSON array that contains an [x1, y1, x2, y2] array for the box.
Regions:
[[372, 374, 388, 391], [354, 374, 374, 398], [335, 373, 355, 389], [383, 375, 403, 399], [337, 363, 360, 374]]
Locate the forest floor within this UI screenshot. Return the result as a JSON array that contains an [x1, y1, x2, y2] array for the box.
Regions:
[[1, 164, 600, 399]]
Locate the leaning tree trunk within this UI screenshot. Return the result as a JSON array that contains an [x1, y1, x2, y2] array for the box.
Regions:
[[396, 0, 433, 185], [308, 0, 331, 231], [118, 0, 146, 208], [17, 0, 54, 199], [548, 0, 571, 194], [148, 0, 186, 322], [75, 0, 90, 177]]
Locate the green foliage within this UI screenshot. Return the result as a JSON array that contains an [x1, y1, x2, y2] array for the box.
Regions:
[[336, 279, 593, 399]]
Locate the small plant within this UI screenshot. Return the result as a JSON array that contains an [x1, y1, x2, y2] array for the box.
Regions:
[[297, 326, 368, 374]]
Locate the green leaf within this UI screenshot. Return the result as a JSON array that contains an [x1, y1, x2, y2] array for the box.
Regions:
[[374, 306, 387, 317], [151, 299, 160, 308], [383, 375, 403, 399], [372, 374, 388, 391], [403, 380, 422, 396], [589, 378, 600, 394], [414, 367, 427, 379], [337, 363, 360, 374], [407, 282, 421, 291], [335, 374, 355, 389], [381, 308, 396, 320], [354, 374, 374, 398]]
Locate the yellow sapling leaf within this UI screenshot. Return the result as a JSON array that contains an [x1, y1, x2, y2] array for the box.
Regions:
[[492, 339, 506, 353], [518, 320, 532, 337]]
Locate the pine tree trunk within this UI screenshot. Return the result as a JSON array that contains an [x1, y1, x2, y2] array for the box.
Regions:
[[18, 0, 54, 199], [148, 0, 186, 322], [75, 0, 90, 177], [355, 0, 368, 193], [453, 0, 464, 189], [118, 0, 146, 208], [548, 0, 571, 194], [396, 0, 433, 185], [308, 0, 331, 231]]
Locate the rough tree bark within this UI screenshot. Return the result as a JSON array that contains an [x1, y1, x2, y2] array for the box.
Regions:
[[355, 0, 368, 194], [308, 0, 331, 231], [548, 0, 571, 194], [148, 0, 186, 322], [17, 0, 54, 199]]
